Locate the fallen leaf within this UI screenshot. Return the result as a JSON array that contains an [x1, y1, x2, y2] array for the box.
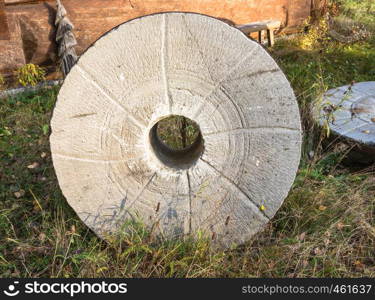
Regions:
[[38, 233, 46, 242], [14, 189, 25, 198], [318, 205, 327, 211], [27, 162, 39, 169], [313, 247, 323, 255], [298, 232, 306, 241], [336, 222, 344, 230], [40, 152, 47, 158], [354, 260, 364, 271]]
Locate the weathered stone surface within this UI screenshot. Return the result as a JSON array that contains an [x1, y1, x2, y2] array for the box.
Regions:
[[50, 13, 302, 248], [319, 82, 375, 147]]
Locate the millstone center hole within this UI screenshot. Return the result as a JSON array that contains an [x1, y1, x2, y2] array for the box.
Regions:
[[157, 115, 200, 149], [149, 115, 203, 169]]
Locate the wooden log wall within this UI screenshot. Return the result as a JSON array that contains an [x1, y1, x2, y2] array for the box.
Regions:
[[0, 0, 318, 77]]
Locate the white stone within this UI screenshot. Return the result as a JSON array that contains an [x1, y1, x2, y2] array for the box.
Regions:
[[50, 13, 302, 248], [318, 81, 375, 147]]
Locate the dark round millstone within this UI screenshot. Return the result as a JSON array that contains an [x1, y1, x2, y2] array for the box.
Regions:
[[318, 81, 375, 164]]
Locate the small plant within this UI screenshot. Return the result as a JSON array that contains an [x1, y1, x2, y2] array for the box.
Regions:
[[15, 64, 46, 87], [0, 74, 5, 90], [298, 17, 330, 50]]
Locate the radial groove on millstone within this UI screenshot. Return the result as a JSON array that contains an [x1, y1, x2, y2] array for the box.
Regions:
[[186, 170, 193, 234], [200, 157, 269, 220], [204, 126, 300, 137], [75, 65, 147, 129], [52, 154, 130, 163], [50, 12, 302, 248], [191, 48, 259, 120], [161, 14, 172, 113]]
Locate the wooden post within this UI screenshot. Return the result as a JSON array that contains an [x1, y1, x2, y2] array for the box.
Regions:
[[267, 29, 274, 46], [0, 0, 10, 40], [258, 30, 263, 44]]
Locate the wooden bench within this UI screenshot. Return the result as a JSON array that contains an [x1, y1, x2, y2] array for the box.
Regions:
[[236, 20, 281, 47]]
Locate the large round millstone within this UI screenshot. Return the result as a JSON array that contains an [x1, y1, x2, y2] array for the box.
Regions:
[[318, 82, 375, 163], [50, 13, 302, 248]]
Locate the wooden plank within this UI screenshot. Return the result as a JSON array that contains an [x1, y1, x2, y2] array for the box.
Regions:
[[236, 20, 281, 35], [4, 0, 46, 5], [0, 0, 10, 40]]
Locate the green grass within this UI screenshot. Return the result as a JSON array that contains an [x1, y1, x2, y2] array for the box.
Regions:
[[336, 0, 375, 28], [156, 115, 200, 150], [0, 3, 374, 278]]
